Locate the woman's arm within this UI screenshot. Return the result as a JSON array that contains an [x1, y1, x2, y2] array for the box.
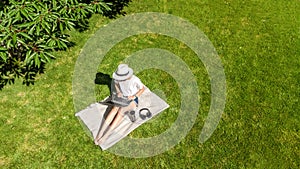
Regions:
[[135, 86, 145, 97], [128, 86, 145, 100], [114, 81, 123, 97]]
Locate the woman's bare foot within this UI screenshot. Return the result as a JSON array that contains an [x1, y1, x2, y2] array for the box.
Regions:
[[97, 138, 104, 145], [94, 137, 101, 145]]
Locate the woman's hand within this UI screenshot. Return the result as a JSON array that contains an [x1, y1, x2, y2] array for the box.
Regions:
[[117, 92, 123, 97], [128, 95, 136, 100]]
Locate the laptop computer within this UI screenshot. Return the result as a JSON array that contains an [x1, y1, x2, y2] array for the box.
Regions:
[[99, 92, 131, 107]]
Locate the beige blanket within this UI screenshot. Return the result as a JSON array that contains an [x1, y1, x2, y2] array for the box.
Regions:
[[75, 88, 169, 150]]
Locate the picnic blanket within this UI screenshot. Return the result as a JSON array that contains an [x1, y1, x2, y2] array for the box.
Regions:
[[75, 88, 169, 150]]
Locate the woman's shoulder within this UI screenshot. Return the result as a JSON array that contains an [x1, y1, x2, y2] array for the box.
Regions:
[[131, 75, 140, 80], [130, 75, 143, 84]]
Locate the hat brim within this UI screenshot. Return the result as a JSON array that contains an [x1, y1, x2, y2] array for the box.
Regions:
[[112, 68, 133, 81]]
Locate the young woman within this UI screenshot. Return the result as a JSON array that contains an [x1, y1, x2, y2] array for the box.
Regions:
[[94, 64, 145, 145]]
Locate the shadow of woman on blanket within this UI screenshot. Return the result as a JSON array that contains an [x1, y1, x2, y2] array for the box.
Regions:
[[94, 72, 114, 121]]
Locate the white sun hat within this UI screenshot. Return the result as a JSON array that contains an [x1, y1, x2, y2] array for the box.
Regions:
[[112, 64, 133, 81]]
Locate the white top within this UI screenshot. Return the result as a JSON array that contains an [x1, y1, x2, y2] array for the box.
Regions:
[[116, 75, 144, 97]]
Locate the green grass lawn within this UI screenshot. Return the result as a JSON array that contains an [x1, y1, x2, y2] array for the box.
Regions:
[[1, 0, 299, 168]]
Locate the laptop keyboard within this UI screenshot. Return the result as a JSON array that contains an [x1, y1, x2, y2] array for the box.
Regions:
[[111, 95, 131, 106]]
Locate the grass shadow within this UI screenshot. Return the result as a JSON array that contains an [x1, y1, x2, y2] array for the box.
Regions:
[[103, 0, 132, 19]]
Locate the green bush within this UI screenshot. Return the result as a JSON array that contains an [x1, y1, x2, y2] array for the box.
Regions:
[[0, 0, 130, 89]]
